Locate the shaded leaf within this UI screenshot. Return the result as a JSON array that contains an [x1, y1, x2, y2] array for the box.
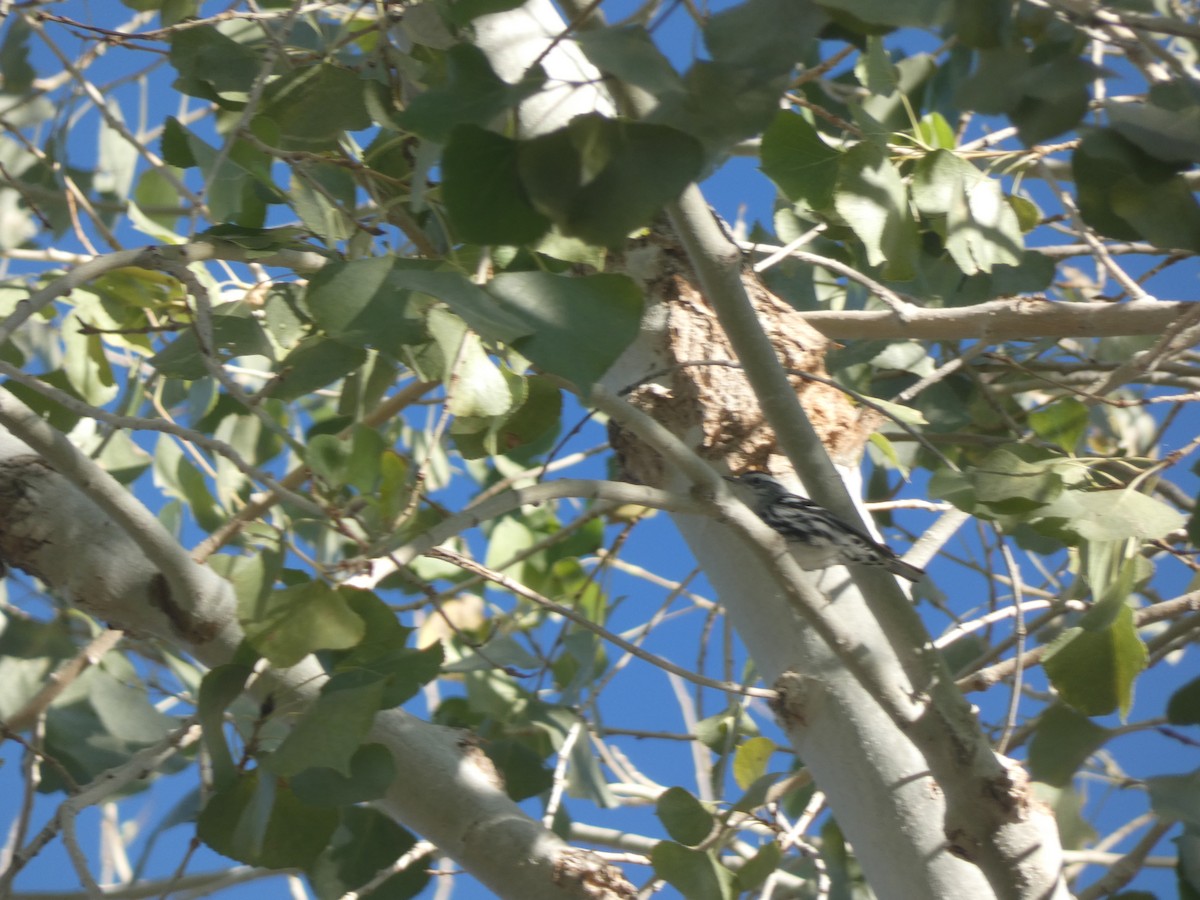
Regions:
[[518, 115, 704, 246], [264, 677, 385, 777], [241, 581, 366, 668], [1042, 605, 1147, 718], [198, 664, 252, 791], [443, 125, 551, 245], [1168, 677, 1200, 726], [271, 337, 367, 402], [1148, 771, 1200, 828], [657, 786, 714, 846], [169, 25, 261, 104], [651, 843, 737, 900], [400, 44, 544, 142], [1073, 129, 1200, 251], [834, 142, 919, 279], [761, 112, 841, 209], [305, 256, 427, 350], [735, 842, 782, 892], [576, 26, 683, 96], [1028, 704, 1110, 787], [197, 770, 338, 869], [1038, 489, 1186, 543], [258, 65, 371, 150], [306, 807, 427, 900], [485, 271, 642, 388], [290, 743, 397, 807]]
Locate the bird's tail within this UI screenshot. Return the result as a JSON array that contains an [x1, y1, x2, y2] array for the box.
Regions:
[[886, 556, 925, 583]]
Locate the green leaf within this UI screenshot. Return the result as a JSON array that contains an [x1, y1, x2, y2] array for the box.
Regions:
[[1107, 96, 1200, 164], [1028, 398, 1089, 451], [290, 165, 356, 243], [651, 843, 737, 900], [198, 664, 252, 790], [306, 807, 427, 900], [1038, 489, 1186, 543], [443, 125, 551, 245], [426, 308, 516, 418], [1028, 704, 1110, 787], [520, 115, 704, 246], [969, 447, 1065, 514], [834, 142, 919, 280], [1042, 605, 1147, 719], [445, 0, 528, 25], [734, 842, 782, 892], [388, 267, 529, 344], [210, 552, 281, 626], [270, 337, 367, 403], [493, 373, 562, 456], [1148, 771, 1200, 828], [290, 743, 397, 807], [160, 119, 273, 224], [485, 271, 642, 388], [307, 433, 354, 491], [817, 0, 950, 28], [169, 25, 262, 105], [132, 168, 183, 237], [150, 308, 272, 380], [399, 44, 544, 142], [732, 736, 777, 790], [264, 677, 385, 777], [257, 65, 371, 150], [161, 116, 197, 168], [334, 644, 445, 709], [857, 36, 898, 96], [704, 0, 825, 74], [304, 257, 427, 350], [912, 150, 1023, 274], [197, 770, 339, 869], [576, 26, 684, 97], [760, 111, 841, 210], [651, 60, 786, 151], [657, 787, 715, 846], [332, 590, 414, 667], [0, 18, 36, 94], [1073, 129, 1200, 251], [241, 582, 366, 668], [485, 739, 554, 801], [694, 706, 759, 750], [1168, 677, 1200, 726], [1010, 55, 1093, 145]]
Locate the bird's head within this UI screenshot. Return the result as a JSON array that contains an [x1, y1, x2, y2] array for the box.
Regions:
[[724, 471, 789, 503]]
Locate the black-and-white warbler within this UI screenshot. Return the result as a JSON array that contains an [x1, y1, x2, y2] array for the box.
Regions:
[[725, 471, 925, 583]]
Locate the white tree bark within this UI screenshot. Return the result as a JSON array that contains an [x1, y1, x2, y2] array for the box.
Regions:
[[0, 396, 629, 900]]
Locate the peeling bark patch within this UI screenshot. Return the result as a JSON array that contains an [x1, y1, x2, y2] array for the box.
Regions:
[[608, 229, 870, 486], [147, 572, 221, 644], [552, 848, 636, 898], [457, 733, 506, 792], [945, 828, 979, 861], [769, 670, 812, 728]]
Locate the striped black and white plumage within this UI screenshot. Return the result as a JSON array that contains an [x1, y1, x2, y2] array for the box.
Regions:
[[725, 471, 925, 583]]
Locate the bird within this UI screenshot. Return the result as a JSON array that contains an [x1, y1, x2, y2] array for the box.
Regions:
[[724, 471, 925, 583]]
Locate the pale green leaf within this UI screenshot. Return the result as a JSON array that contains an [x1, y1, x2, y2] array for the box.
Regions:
[[264, 677, 385, 777], [241, 582, 366, 668], [834, 143, 919, 279]]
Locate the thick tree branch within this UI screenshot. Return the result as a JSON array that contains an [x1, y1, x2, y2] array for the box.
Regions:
[[798, 298, 1194, 341]]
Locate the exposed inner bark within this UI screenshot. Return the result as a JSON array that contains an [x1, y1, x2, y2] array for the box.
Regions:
[[608, 228, 875, 486]]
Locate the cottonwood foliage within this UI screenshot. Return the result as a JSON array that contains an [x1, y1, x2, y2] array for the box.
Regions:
[[1, 0, 1199, 897]]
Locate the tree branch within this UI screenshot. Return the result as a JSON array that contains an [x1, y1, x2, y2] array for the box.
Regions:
[[797, 298, 1193, 341]]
